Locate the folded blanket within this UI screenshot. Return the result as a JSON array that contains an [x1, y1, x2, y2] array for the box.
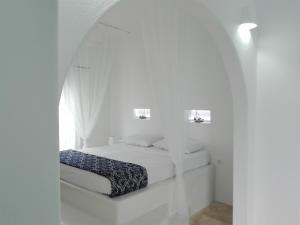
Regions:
[[60, 150, 148, 197]]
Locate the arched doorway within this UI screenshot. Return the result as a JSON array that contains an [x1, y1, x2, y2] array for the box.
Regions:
[[58, 0, 249, 224]]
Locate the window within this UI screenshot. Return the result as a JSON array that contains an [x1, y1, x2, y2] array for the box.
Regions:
[[185, 110, 211, 124], [134, 108, 151, 120], [59, 94, 76, 150]]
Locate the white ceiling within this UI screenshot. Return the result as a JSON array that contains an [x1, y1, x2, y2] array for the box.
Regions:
[[98, 0, 141, 34]]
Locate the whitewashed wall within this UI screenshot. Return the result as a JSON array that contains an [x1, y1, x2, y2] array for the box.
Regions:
[[196, 1, 258, 223], [0, 1, 60, 225], [254, 1, 300, 225]]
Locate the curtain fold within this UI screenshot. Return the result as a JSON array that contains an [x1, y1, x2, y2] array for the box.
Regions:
[[59, 90, 76, 150], [140, 0, 189, 220], [61, 28, 115, 149]]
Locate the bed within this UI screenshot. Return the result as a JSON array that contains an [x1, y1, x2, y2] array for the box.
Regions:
[[60, 143, 214, 225]]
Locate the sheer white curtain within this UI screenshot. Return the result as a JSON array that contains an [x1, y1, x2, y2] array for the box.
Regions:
[[60, 29, 114, 149], [141, 0, 189, 220], [59, 91, 76, 150]]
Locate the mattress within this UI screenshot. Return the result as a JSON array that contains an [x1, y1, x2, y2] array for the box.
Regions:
[[60, 143, 210, 195]]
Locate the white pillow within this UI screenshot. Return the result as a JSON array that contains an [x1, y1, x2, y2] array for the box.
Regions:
[[153, 139, 168, 150], [185, 138, 205, 154], [153, 138, 204, 153], [124, 134, 163, 147]]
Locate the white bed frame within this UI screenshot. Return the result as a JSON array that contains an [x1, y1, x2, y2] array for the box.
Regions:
[[61, 164, 214, 225]]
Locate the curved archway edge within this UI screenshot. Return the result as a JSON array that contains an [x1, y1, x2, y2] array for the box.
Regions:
[[58, 1, 250, 224]]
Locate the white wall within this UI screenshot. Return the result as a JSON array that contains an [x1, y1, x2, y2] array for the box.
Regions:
[[254, 1, 300, 225], [0, 1, 60, 225], [195, 1, 258, 223], [99, 1, 234, 204]]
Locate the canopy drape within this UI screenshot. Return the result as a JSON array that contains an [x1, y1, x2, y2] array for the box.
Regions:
[[140, 0, 189, 221], [61, 29, 114, 149], [59, 90, 76, 150], [60, 1, 190, 221]]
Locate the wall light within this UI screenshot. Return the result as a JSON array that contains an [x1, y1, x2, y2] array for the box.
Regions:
[[239, 22, 257, 31], [238, 7, 257, 43]]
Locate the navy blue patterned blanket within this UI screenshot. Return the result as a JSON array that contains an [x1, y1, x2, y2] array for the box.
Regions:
[[60, 150, 148, 197]]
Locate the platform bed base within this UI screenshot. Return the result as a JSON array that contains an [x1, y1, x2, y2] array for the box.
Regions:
[[61, 164, 214, 225]]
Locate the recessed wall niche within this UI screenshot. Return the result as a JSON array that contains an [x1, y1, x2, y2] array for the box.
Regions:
[[133, 109, 151, 120], [185, 110, 211, 124]]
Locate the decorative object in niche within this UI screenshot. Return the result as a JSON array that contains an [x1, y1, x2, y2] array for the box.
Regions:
[[186, 110, 211, 124], [134, 109, 151, 120]]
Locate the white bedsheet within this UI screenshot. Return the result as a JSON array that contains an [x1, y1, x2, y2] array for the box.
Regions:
[[60, 143, 210, 195]]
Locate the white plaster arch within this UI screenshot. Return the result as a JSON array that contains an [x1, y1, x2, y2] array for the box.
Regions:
[[58, 0, 249, 224]]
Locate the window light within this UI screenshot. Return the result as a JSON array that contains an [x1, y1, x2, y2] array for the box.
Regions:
[[59, 95, 76, 150]]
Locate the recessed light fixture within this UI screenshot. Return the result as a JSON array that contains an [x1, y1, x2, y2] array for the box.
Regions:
[[240, 7, 257, 30], [239, 22, 257, 31], [238, 7, 257, 43]]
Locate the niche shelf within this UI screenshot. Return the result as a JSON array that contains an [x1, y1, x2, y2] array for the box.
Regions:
[[185, 110, 211, 124], [133, 108, 151, 120]]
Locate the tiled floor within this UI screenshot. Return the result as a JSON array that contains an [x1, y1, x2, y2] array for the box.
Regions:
[[191, 202, 233, 225]]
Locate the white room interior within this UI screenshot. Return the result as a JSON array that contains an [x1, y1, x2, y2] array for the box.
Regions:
[[2, 0, 300, 225], [59, 0, 237, 224], [79, 0, 234, 205]]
